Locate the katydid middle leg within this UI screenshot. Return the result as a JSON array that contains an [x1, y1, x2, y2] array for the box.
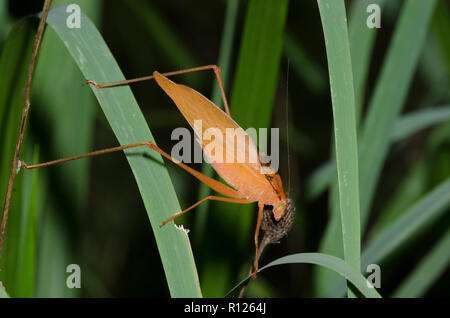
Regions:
[[84, 64, 232, 117]]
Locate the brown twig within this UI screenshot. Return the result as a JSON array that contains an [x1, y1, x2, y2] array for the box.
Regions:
[[238, 237, 271, 298], [0, 0, 53, 259], [238, 200, 295, 298]]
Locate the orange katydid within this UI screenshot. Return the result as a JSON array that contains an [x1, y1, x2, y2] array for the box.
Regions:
[[21, 65, 294, 278]]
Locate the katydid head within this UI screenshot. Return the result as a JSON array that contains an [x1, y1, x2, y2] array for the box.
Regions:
[[272, 197, 294, 222]]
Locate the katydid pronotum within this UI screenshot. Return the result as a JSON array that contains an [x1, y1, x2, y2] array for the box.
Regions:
[[19, 65, 295, 278]]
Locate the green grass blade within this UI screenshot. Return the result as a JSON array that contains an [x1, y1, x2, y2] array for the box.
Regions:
[[222, 0, 289, 251], [348, 0, 385, 121], [0, 18, 36, 298], [34, 1, 97, 210], [391, 105, 450, 141], [369, 162, 428, 236], [192, 0, 240, 297], [200, 0, 289, 296], [209, 0, 239, 110], [284, 31, 327, 94], [0, 0, 12, 42], [432, 0, 450, 76], [311, 7, 440, 285], [228, 253, 381, 298], [313, 1, 386, 296], [305, 161, 335, 201], [392, 226, 450, 297], [194, 0, 239, 248], [31, 0, 99, 297], [121, 0, 199, 84], [45, 7, 201, 297], [307, 105, 450, 202], [230, 0, 289, 130], [330, 177, 450, 297], [419, 36, 449, 102], [358, 0, 437, 231], [34, 196, 77, 297], [0, 19, 34, 185], [317, 0, 361, 297], [14, 145, 39, 297], [313, 182, 344, 297], [313, 8, 439, 293], [361, 177, 450, 269]]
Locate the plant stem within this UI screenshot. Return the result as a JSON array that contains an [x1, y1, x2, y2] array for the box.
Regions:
[[238, 236, 271, 298], [0, 0, 52, 258]]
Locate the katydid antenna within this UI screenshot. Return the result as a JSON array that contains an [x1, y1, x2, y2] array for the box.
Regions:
[[285, 58, 291, 195]]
